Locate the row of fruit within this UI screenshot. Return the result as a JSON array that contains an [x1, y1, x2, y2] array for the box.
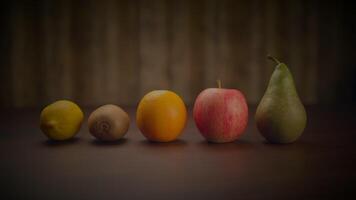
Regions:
[[40, 56, 307, 144]]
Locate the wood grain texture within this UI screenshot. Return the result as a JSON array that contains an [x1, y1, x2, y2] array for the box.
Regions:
[[167, 0, 193, 104], [70, 0, 93, 106], [0, 1, 13, 107], [139, 0, 170, 96], [0, 0, 355, 107], [201, 0, 217, 91], [1, 106, 356, 199]]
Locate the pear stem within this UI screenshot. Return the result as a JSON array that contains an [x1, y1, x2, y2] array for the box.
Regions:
[[217, 79, 222, 88], [267, 55, 281, 64]]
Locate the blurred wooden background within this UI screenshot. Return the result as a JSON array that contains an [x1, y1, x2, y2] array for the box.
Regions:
[[0, 0, 355, 108]]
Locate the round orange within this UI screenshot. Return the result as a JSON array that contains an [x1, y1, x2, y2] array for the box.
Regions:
[[136, 90, 187, 142]]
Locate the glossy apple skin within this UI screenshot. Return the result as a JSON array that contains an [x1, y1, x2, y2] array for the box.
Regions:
[[193, 88, 248, 143]]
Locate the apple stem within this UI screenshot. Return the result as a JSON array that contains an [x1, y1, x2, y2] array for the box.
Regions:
[[267, 55, 281, 64], [217, 79, 221, 88]]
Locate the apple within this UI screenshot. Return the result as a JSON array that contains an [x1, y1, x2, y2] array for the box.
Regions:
[[193, 81, 248, 143]]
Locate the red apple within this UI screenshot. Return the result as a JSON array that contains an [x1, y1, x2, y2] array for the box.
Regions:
[[193, 84, 248, 143]]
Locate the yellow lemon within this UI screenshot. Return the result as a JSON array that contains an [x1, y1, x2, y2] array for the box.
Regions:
[[136, 90, 187, 142], [40, 100, 84, 140]]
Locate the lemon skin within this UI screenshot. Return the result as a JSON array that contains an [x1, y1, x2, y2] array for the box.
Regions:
[[40, 100, 84, 141]]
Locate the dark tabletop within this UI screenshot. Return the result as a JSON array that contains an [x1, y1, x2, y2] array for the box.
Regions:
[[1, 106, 355, 200]]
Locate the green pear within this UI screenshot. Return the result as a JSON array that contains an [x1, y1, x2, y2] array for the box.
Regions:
[[255, 56, 307, 144]]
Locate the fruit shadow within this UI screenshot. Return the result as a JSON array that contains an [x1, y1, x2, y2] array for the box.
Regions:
[[41, 137, 80, 147], [262, 140, 292, 145], [139, 139, 187, 148], [198, 139, 255, 151], [261, 139, 312, 150], [90, 138, 128, 146]]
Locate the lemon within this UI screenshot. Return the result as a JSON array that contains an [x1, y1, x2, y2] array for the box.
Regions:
[[40, 100, 84, 140]]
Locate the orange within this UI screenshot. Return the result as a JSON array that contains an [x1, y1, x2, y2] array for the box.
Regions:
[[136, 90, 187, 142]]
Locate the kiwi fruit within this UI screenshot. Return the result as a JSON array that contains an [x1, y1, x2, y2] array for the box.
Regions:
[[88, 104, 130, 141]]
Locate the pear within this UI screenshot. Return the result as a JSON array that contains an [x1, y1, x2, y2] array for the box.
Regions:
[[255, 56, 307, 144]]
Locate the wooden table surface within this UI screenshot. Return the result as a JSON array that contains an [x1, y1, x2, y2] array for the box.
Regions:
[[1, 106, 355, 199]]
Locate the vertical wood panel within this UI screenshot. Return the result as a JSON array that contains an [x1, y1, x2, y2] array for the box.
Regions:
[[0, 0, 353, 107], [288, 0, 305, 99], [201, 0, 217, 89], [318, 1, 343, 104], [262, 0, 278, 95], [304, 0, 318, 103], [168, 0, 193, 103], [116, 0, 140, 105], [248, 0, 264, 103], [225, 0, 252, 97], [104, 0, 119, 104], [189, 1, 206, 99], [339, 1, 356, 102], [58, 0, 73, 100], [276, 0, 292, 63], [215, 0, 231, 88], [11, 2, 26, 107], [90, 0, 107, 105], [42, 0, 73, 104], [70, 0, 93, 105], [42, 0, 57, 103], [0, 1, 13, 107], [11, 1, 42, 107], [139, 0, 170, 96]]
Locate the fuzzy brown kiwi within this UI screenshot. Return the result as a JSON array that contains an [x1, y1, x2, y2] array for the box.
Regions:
[[88, 104, 130, 141]]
